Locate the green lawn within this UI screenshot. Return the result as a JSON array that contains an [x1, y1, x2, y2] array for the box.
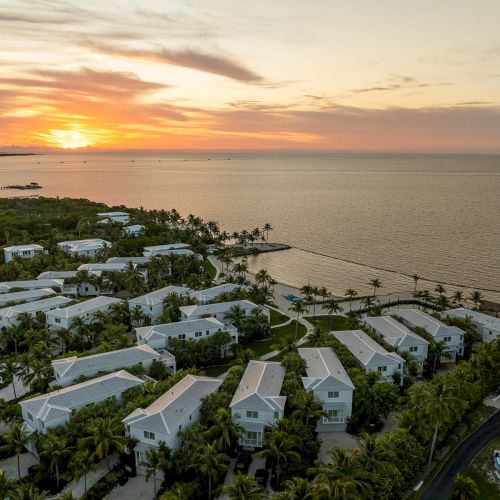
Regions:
[[204, 258, 217, 280], [202, 363, 232, 377], [249, 320, 307, 357], [270, 308, 290, 326], [305, 315, 352, 332], [464, 435, 500, 499]]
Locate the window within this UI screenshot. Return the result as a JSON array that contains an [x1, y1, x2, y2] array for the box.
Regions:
[[144, 431, 155, 440], [409, 346, 417, 352], [55, 318, 61, 324], [195, 331, 202, 338], [398, 364, 402, 369], [328, 391, 339, 399], [126, 425, 130, 433], [178, 334, 186, 340], [377, 366, 387, 372], [246, 410, 258, 419], [247, 431, 257, 440], [273, 411, 279, 419], [323, 409, 345, 424], [206, 330, 210, 335], [443, 336, 451, 342]]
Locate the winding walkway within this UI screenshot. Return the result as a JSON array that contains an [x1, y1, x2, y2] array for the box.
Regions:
[[420, 410, 500, 500]]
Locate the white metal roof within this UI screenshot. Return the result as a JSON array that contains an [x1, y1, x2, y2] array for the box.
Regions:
[[363, 316, 429, 348], [78, 263, 128, 272], [230, 360, 286, 411], [4, 244, 44, 252], [143, 243, 190, 253], [97, 211, 129, 217], [0, 296, 72, 318], [52, 345, 160, 379], [46, 296, 122, 319], [180, 299, 258, 319], [189, 283, 243, 302], [136, 317, 225, 342], [298, 347, 354, 391], [57, 239, 110, 252], [333, 330, 404, 367], [443, 308, 500, 328], [21, 370, 144, 422], [0, 279, 64, 292], [107, 256, 150, 264], [129, 286, 191, 307], [397, 309, 464, 337], [0, 288, 55, 306], [37, 271, 79, 279], [122, 375, 222, 434]]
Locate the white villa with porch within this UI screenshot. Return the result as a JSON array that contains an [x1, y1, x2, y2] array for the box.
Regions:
[[298, 347, 354, 431], [57, 239, 111, 258], [189, 283, 243, 304], [230, 360, 286, 448], [123, 375, 222, 475], [442, 308, 500, 342], [179, 299, 269, 323], [4, 244, 44, 263]]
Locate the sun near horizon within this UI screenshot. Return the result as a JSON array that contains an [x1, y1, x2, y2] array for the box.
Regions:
[[1, 0, 500, 153]]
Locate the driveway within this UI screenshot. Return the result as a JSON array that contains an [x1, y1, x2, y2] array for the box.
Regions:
[[0, 376, 29, 401], [0, 452, 38, 479], [420, 410, 500, 500], [318, 431, 358, 463], [105, 474, 155, 500]]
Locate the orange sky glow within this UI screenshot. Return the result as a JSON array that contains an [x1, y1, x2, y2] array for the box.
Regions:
[[1, 1, 500, 152]]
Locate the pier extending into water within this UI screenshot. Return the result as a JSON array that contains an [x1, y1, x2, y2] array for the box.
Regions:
[[0, 182, 42, 190]]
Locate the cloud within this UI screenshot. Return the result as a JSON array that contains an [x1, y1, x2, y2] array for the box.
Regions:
[[352, 76, 452, 94], [83, 41, 263, 83]]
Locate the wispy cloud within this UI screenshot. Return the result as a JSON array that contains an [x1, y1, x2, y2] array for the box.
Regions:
[[352, 76, 452, 94], [82, 40, 264, 83]]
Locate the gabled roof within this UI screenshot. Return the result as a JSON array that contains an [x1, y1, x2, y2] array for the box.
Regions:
[[57, 239, 110, 252], [443, 308, 500, 328], [0, 288, 55, 305], [180, 300, 258, 319], [78, 263, 128, 272], [129, 286, 191, 307], [0, 279, 64, 292], [363, 316, 429, 348], [398, 309, 464, 337], [4, 244, 44, 252], [143, 243, 190, 253], [122, 375, 222, 434], [107, 256, 150, 265], [189, 283, 243, 302], [136, 317, 225, 342], [230, 361, 286, 411], [37, 271, 79, 280], [47, 296, 122, 319], [0, 296, 72, 318], [298, 347, 354, 391], [52, 345, 160, 379], [124, 225, 145, 234], [21, 371, 144, 422], [97, 211, 129, 217], [333, 330, 404, 367]]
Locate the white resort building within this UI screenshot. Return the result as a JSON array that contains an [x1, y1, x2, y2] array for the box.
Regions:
[[230, 360, 286, 448], [97, 211, 130, 224], [0, 288, 56, 307], [363, 316, 429, 368], [142, 243, 190, 258], [46, 296, 122, 330], [52, 344, 175, 387], [0, 296, 72, 328], [333, 330, 405, 383], [20, 371, 144, 440], [189, 283, 243, 305], [136, 317, 238, 349], [0, 279, 64, 293], [4, 244, 44, 263], [128, 286, 191, 326], [179, 299, 269, 323], [57, 239, 111, 258], [442, 308, 500, 342], [123, 225, 145, 236], [397, 309, 464, 362], [123, 375, 222, 475], [298, 347, 354, 431]]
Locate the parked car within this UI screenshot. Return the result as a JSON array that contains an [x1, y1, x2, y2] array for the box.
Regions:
[[254, 468, 269, 487], [234, 453, 252, 473], [367, 418, 384, 432]]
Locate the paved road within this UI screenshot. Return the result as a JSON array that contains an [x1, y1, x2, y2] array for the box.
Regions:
[[420, 410, 500, 500]]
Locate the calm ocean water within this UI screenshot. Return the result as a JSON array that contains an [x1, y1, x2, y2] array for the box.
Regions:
[[1, 152, 499, 301]]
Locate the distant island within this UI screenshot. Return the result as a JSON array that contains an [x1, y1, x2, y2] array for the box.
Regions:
[[0, 152, 40, 157]]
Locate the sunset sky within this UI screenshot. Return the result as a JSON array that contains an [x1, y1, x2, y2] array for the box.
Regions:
[[1, 0, 500, 151]]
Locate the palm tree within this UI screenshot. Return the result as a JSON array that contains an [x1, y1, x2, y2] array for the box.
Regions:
[[288, 300, 307, 339], [369, 279, 382, 297], [0, 469, 16, 499], [255, 269, 271, 288], [290, 391, 325, 426], [313, 447, 372, 499], [436, 294, 450, 311], [0, 358, 21, 399], [354, 431, 396, 474], [223, 472, 264, 499], [277, 477, 314, 500], [435, 283, 446, 297], [323, 299, 342, 330], [123, 264, 146, 294], [406, 375, 466, 470], [450, 473, 480, 499], [78, 416, 127, 471], [39, 434, 72, 488], [6, 420, 31, 478], [412, 274, 421, 295], [130, 305, 146, 326], [428, 339, 450, 374], [206, 407, 243, 453], [190, 441, 228, 499], [469, 290, 483, 310], [70, 316, 92, 344], [4, 324, 23, 357], [258, 429, 300, 488], [452, 290, 464, 306], [69, 448, 95, 495], [344, 289, 358, 310], [318, 286, 330, 303], [13, 483, 48, 499], [263, 223, 273, 243], [362, 296, 374, 312], [141, 448, 161, 497]]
